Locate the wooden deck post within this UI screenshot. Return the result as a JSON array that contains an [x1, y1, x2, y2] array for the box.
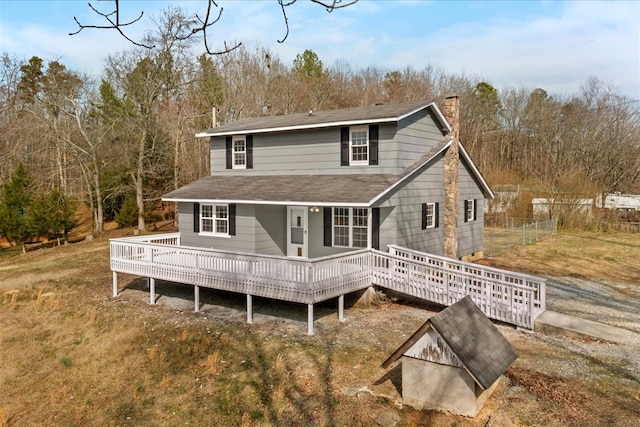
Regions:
[[307, 304, 314, 335], [149, 278, 156, 304], [247, 294, 253, 324], [112, 272, 118, 297], [338, 295, 345, 322], [194, 285, 200, 312]]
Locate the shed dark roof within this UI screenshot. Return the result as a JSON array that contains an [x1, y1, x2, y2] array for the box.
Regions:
[[197, 100, 450, 137], [381, 296, 518, 390]]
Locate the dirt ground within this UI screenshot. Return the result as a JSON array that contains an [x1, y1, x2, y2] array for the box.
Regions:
[[0, 230, 638, 426]]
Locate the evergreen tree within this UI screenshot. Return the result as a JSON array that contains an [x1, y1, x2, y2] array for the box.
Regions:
[[0, 164, 34, 253], [27, 190, 78, 245]]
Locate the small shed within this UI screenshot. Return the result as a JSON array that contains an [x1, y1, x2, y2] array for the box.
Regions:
[[381, 296, 518, 417]]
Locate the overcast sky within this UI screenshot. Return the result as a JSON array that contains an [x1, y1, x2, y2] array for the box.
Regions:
[[1, 0, 638, 99]]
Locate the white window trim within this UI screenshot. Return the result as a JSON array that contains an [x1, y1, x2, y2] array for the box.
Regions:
[[425, 202, 436, 228], [232, 135, 246, 170], [200, 203, 230, 237], [349, 125, 369, 166], [332, 207, 370, 248], [465, 199, 475, 222]]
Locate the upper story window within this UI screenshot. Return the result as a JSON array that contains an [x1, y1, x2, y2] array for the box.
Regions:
[[233, 137, 246, 169], [464, 199, 477, 222], [341, 125, 378, 167], [350, 126, 369, 165], [226, 135, 253, 169]]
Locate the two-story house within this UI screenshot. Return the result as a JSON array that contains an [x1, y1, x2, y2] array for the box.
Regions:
[[110, 98, 546, 334], [163, 98, 492, 260]]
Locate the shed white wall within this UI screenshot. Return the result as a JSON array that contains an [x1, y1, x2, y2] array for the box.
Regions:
[[401, 356, 497, 417]]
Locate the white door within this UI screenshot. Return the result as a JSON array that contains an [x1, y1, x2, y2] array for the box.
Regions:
[[287, 206, 308, 257]]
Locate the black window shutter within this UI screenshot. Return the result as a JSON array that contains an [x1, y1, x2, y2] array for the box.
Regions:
[[421, 203, 427, 230], [340, 127, 349, 166], [323, 207, 332, 246], [473, 199, 478, 221], [369, 124, 379, 165], [193, 202, 200, 232], [464, 200, 469, 222], [228, 204, 236, 236], [225, 136, 232, 169], [372, 207, 380, 250], [435, 202, 440, 228], [246, 135, 253, 169], [229, 203, 236, 236]]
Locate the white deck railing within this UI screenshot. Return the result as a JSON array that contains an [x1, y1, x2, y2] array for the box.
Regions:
[[379, 245, 546, 328], [110, 237, 370, 305], [110, 234, 545, 330]]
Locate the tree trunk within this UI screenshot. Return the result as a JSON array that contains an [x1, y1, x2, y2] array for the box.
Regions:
[[136, 128, 147, 232]]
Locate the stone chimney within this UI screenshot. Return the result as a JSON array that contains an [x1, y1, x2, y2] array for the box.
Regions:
[[443, 95, 459, 259]]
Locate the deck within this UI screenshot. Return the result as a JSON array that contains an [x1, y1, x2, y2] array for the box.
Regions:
[[110, 233, 546, 334]]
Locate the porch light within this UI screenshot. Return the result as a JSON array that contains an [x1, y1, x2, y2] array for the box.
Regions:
[[309, 206, 320, 213]]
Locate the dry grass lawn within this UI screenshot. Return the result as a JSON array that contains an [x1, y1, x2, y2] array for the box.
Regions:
[[0, 230, 638, 426]]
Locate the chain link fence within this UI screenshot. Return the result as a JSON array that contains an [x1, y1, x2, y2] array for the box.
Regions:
[[484, 217, 557, 258]]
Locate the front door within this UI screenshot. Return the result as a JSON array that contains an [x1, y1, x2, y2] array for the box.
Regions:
[[287, 206, 308, 257]]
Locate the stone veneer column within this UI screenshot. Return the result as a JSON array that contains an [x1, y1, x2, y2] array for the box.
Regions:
[[443, 95, 460, 259]]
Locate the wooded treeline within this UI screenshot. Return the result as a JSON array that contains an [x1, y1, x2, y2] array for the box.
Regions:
[[1, 8, 639, 243]]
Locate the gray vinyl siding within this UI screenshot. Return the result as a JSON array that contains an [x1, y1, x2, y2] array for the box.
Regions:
[[255, 205, 286, 256], [178, 203, 290, 256], [377, 154, 445, 255], [211, 125, 398, 176], [395, 109, 446, 165], [457, 159, 485, 257], [209, 110, 445, 176], [178, 202, 257, 253]]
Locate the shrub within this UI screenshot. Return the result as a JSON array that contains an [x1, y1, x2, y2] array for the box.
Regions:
[[114, 197, 138, 228]]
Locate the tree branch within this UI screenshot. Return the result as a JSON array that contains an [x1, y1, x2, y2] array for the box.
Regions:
[[69, 0, 153, 48], [277, 0, 358, 44], [70, 0, 357, 53], [182, 0, 242, 55]]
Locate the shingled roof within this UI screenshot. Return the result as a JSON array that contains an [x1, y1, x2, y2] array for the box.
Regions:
[[163, 173, 399, 205], [381, 296, 518, 390], [196, 100, 451, 137]]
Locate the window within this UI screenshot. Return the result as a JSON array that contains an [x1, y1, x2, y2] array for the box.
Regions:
[[352, 208, 368, 247], [350, 126, 368, 165], [340, 125, 378, 166], [465, 199, 477, 222], [422, 202, 439, 229], [425, 203, 436, 228], [333, 208, 350, 246], [232, 136, 246, 169], [200, 204, 229, 235], [226, 135, 252, 169], [333, 207, 368, 248]]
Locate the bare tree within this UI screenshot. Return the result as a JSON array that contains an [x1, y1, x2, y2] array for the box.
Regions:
[[70, 0, 358, 55]]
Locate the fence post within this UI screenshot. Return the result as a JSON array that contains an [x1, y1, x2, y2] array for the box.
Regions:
[[522, 224, 526, 246], [489, 232, 493, 258]]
